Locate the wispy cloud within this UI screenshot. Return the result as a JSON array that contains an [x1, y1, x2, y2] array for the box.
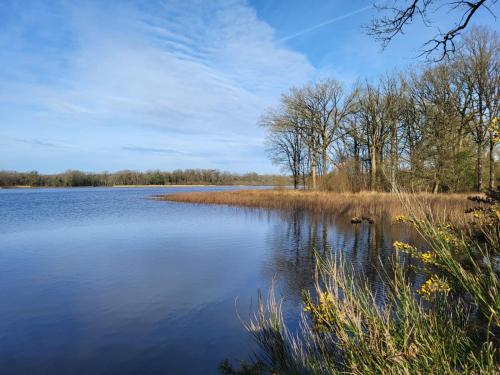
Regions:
[[0, 0, 317, 172], [121, 146, 182, 154], [2, 136, 67, 149], [38, 1, 314, 131]]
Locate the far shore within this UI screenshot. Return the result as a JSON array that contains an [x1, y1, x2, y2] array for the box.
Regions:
[[0, 184, 276, 189], [111, 184, 275, 188]]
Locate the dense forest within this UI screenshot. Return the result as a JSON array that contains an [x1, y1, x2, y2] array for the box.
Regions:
[[0, 169, 287, 187], [263, 27, 500, 193]]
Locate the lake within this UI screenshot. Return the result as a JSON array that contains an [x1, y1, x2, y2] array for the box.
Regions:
[[0, 187, 418, 374]]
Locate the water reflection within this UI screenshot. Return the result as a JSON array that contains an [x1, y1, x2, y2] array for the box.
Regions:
[[0, 188, 428, 374], [260, 209, 424, 306]]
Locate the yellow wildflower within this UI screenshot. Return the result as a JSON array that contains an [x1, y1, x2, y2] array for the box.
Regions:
[[418, 276, 451, 299], [304, 291, 336, 328], [442, 233, 453, 243], [394, 215, 409, 223], [393, 241, 417, 254], [319, 292, 334, 304], [434, 226, 459, 245], [420, 252, 435, 263]]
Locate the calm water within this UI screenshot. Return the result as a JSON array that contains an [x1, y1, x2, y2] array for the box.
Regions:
[[0, 187, 418, 374]]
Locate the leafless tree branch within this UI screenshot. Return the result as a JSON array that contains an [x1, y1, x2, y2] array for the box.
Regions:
[[368, 0, 496, 60]]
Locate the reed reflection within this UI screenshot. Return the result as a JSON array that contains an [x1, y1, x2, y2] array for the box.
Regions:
[[261, 209, 424, 304]]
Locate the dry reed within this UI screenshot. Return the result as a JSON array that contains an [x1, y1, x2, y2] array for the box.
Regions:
[[158, 189, 477, 223]]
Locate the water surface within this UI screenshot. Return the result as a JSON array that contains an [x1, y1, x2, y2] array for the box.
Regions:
[[0, 187, 418, 374]]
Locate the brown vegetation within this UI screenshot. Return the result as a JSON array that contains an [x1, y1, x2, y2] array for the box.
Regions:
[[159, 189, 477, 223]]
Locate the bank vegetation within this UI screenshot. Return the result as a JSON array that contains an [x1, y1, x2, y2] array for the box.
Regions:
[[219, 188, 499, 374], [160, 189, 477, 224]]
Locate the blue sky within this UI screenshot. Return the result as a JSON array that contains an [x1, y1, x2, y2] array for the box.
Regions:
[[0, 0, 497, 173]]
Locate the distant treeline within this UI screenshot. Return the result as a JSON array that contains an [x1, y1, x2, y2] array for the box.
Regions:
[[0, 169, 288, 187]]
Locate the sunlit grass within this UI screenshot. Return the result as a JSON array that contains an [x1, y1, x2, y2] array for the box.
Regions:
[[160, 189, 477, 224], [219, 189, 499, 374]]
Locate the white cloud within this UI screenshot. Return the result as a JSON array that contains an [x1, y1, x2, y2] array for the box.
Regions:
[[0, 0, 317, 172], [48, 0, 313, 133]]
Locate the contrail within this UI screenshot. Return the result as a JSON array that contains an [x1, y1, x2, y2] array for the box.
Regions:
[[278, 4, 373, 43]]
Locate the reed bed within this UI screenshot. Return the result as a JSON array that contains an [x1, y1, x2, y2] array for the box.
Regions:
[[222, 189, 500, 374], [159, 189, 476, 223], [240, 254, 497, 374]]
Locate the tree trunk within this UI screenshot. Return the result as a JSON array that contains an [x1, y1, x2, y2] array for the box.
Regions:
[[369, 145, 377, 191], [390, 162, 396, 192], [476, 142, 483, 192], [311, 161, 317, 190], [321, 148, 328, 191], [354, 139, 360, 192], [489, 136, 495, 190], [432, 180, 439, 194], [390, 124, 397, 192]]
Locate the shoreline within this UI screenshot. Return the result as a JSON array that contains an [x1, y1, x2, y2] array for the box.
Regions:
[[0, 184, 277, 189]]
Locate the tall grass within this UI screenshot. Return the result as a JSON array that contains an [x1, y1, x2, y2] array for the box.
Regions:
[[242, 257, 496, 374], [222, 190, 499, 374], [397, 191, 500, 325], [160, 190, 476, 224]]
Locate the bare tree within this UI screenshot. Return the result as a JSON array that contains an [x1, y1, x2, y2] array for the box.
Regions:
[[261, 109, 306, 189], [460, 26, 500, 191], [412, 61, 474, 192], [356, 80, 392, 190], [282, 81, 357, 190], [368, 0, 497, 60], [282, 88, 320, 189], [380, 75, 408, 191], [260, 27, 498, 193]]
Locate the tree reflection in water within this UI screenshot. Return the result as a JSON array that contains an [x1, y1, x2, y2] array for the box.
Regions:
[[259, 209, 425, 308]]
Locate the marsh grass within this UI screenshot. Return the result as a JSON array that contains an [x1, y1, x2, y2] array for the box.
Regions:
[[221, 190, 499, 374], [245, 260, 478, 374], [241, 254, 497, 374], [160, 189, 477, 224], [396, 191, 500, 326]]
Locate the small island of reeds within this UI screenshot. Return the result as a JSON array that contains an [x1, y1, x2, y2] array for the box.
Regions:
[[159, 189, 478, 224]]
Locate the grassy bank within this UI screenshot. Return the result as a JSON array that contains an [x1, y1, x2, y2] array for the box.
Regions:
[[221, 189, 499, 374], [159, 189, 477, 223]]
